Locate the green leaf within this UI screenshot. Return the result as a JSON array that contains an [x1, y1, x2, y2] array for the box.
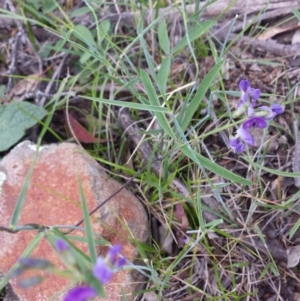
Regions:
[[71, 7, 91, 17], [180, 145, 252, 185], [73, 24, 96, 46], [179, 59, 225, 132], [78, 179, 97, 264], [0, 101, 47, 152], [81, 95, 171, 113], [158, 20, 170, 54], [172, 20, 215, 55], [157, 56, 171, 95], [140, 70, 176, 139], [292, 8, 300, 21], [290, 219, 300, 239]]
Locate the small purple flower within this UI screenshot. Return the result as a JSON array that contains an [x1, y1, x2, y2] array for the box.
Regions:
[[64, 286, 97, 301], [234, 80, 261, 117], [255, 104, 284, 120], [93, 245, 126, 285], [55, 239, 71, 252], [238, 79, 261, 105], [93, 257, 113, 285], [230, 117, 267, 153], [271, 103, 284, 115], [229, 138, 246, 153]]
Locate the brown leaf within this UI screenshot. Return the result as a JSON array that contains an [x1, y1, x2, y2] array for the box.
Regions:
[[65, 110, 103, 143], [258, 23, 300, 41], [8, 73, 41, 101], [174, 203, 189, 230]]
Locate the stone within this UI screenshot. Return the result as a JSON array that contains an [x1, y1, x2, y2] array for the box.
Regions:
[[0, 141, 149, 301]]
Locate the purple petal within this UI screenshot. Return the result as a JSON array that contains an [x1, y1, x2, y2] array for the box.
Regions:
[[55, 239, 70, 252], [239, 80, 250, 92], [240, 91, 249, 103], [243, 116, 267, 130], [230, 138, 246, 153], [247, 106, 254, 117], [93, 257, 113, 285], [116, 257, 126, 268], [237, 127, 254, 146], [256, 106, 275, 119], [64, 286, 97, 301], [107, 245, 122, 265], [250, 88, 260, 101], [271, 103, 284, 115]]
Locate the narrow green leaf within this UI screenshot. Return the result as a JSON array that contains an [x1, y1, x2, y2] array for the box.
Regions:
[[179, 59, 225, 132], [81, 95, 170, 113], [290, 219, 300, 239], [157, 56, 171, 95], [245, 157, 300, 178], [180, 145, 252, 185], [140, 70, 176, 139], [172, 20, 215, 55], [158, 20, 170, 54], [78, 179, 97, 264], [10, 146, 44, 227]]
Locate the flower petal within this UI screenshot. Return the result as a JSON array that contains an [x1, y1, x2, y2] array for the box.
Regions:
[[243, 116, 267, 130], [116, 257, 126, 268], [239, 80, 250, 92], [256, 106, 276, 119], [107, 245, 122, 265], [237, 127, 254, 146], [230, 138, 246, 153], [93, 257, 113, 285], [55, 239, 70, 252], [250, 88, 260, 101], [271, 103, 284, 115], [64, 286, 97, 301]]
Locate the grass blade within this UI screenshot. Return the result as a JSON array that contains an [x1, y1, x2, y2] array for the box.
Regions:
[[180, 144, 252, 185], [179, 59, 225, 132], [78, 179, 97, 264], [140, 70, 176, 139]]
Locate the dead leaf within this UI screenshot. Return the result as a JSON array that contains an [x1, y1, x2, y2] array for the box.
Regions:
[[65, 110, 105, 143], [8, 73, 41, 101], [174, 203, 189, 230], [258, 23, 300, 41]]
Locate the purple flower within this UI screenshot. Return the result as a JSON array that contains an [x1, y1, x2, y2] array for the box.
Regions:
[[229, 138, 246, 153], [254, 103, 284, 120], [234, 80, 261, 117], [93, 245, 126, 285], [230, 117, 267, 153], [93, 257, 113, 285], [55, 239, 71, 252], [239, 79, 261, 105], [64, 286, 97, 301], [271, 103, 284, 115]]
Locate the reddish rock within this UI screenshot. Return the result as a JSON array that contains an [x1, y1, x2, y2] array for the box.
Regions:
[[0, 141, 149, 301]]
